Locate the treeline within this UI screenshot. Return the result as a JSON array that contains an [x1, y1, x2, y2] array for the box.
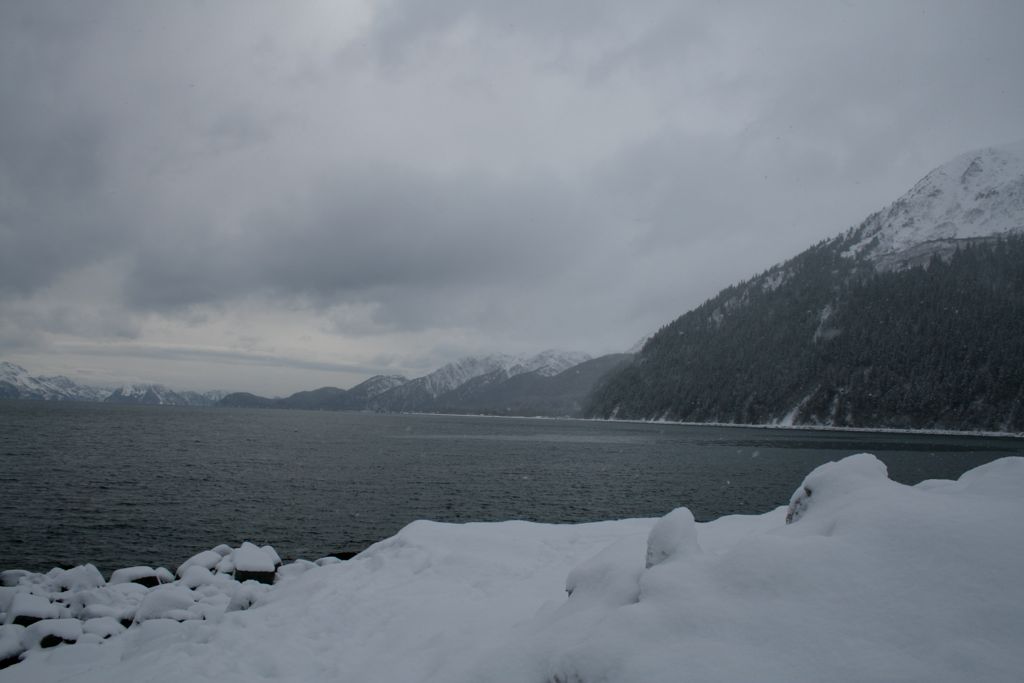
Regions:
[[587, 235, 1024, 432]]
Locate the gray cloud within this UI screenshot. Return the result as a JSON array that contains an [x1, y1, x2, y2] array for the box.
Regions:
[[1, 0, 1023, 393]]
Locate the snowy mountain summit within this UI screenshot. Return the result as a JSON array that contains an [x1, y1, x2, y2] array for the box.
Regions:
[[105, 384, 225, 407], [845, 141, 1024, 269], [419, 351, 591, 398], [0, 362, 109, 401]]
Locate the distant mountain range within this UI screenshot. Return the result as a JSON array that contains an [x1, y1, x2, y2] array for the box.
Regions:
[[587, 142, 1024, 432], [220, 351, 632, 417], [2, 350, 630, 418], [0, 362, 225, 406]]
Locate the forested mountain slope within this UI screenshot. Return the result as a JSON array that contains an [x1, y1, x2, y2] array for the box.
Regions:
[[587, 143, 1024, 431]]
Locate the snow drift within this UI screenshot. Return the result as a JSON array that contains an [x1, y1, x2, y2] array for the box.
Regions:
[[2, 454, 1022, 682]]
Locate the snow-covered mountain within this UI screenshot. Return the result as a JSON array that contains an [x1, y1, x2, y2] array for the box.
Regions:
[[407, 351, 592, 399], [0, 361, 229, 406], [366, 350, 592, 413], [105, 384, 225, 407], [844, 141, 1024, 269], [0, 362, 110, 401]]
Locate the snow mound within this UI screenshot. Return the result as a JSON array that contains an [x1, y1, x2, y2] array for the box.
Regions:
[[785, 451, 889, 523], [645, 506, 701, 567]]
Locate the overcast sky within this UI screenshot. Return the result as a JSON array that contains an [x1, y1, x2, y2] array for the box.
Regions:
[[2, 0, 1023, 395]]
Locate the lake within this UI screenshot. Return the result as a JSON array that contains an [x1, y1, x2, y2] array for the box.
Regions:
[[1, 400, 1020, 573]]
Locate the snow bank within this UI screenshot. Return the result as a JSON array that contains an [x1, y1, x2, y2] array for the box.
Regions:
[[2, 454, 1022, 682]]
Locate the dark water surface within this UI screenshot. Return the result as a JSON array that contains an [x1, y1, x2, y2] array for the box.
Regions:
[[1, 400, 1020, 573]]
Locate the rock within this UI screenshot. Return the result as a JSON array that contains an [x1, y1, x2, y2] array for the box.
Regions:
[[226, 581, 268, 612], [6, 592, 58, 627], [109, 566, 172, 588], [0, 624, 26, 670], [82, 616, 126, 639], [53, 564, 105, 592], [232, 543, 277, 584], [176, 550, 223, 578], [133, 585, 197, 624], [259, 545, 282, 567], [0, 571, 30, 588], [24, 618, 83, 650]]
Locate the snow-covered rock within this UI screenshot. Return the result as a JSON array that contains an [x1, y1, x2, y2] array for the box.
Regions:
[[109, 566, 173, 588], [53, 565, 106, 592], [5, 593, 58, 626], [232, 543, 276, 573], [175, 550, 223, 578], [133, 586, 197, 624], [82, 617, 125, 639], [22, 618, 82, 649], [0, 624, 26, 663]]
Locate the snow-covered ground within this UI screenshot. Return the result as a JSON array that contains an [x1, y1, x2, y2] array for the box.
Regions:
[[2, 454, 1022, 682]]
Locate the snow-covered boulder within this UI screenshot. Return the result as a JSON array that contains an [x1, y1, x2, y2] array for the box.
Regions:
[[82, 617, 125, 639], [231, 542, 277, 584], [53, 565, 105, 592], [23, 618, 82, 650], [226, 580, 269, 612], [133, 585, 197, 624], [259, 545, 282, 567], [0, 571, 30, 588], [109, 566, 173, 588], [0, 624, 25, 669], [0, 586, 17, 615], [5, 592, 58, 627], [176, 550, 223, 578]]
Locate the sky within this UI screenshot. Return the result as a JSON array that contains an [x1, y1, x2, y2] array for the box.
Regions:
[[2, 0, 1023, 396]]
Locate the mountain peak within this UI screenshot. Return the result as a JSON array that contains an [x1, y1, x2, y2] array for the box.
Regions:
[[845, 141, 1024, 269]]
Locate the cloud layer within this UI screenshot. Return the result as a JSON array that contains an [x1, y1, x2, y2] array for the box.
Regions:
[[2, 0, 1023, 393]]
